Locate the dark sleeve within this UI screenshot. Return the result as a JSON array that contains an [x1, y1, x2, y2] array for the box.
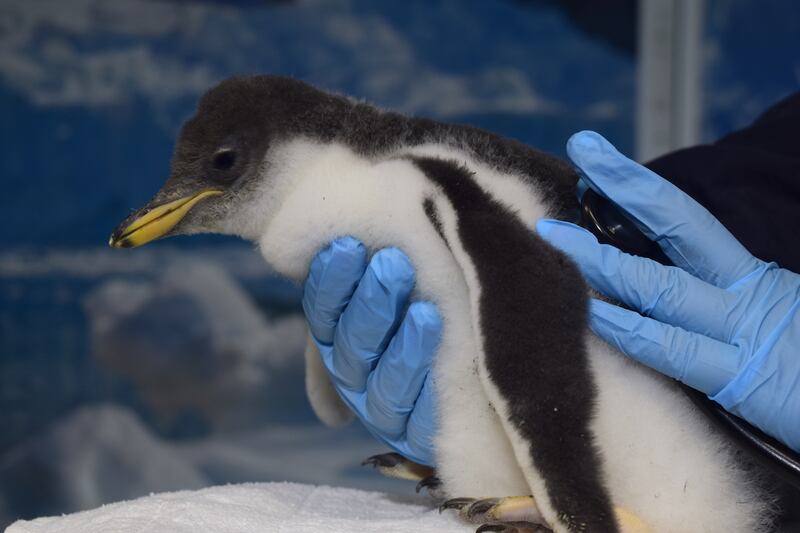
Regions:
[[644, 92, 800, 273]]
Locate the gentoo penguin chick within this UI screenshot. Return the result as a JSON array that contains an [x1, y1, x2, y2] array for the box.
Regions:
[[109, 75, 774, 533]]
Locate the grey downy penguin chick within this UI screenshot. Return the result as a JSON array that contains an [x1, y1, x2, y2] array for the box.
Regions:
[[110, 75, 775, 533]]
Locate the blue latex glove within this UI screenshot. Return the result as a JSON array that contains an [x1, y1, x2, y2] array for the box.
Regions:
[[537, 130, 800, 452], [302, 237, 441, 465]]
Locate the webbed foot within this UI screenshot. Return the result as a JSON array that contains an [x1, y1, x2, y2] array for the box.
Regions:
[[361, 452, 435, 481], [440, 495, 548, 532], [441, 496, 649, 533]]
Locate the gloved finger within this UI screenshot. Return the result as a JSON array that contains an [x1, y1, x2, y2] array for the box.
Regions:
[[589, 298, 748, 396], [302, 236, 367, 344], [366, 301, 441, 439], [712, 300, 800, 451], [537, 219, 735, 340], [332, 248, 415, 391], [405, 372, 437, 466], [566, 131, 764, 288]]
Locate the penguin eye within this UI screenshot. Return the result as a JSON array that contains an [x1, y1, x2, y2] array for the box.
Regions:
[[212, 148, 237, 171]]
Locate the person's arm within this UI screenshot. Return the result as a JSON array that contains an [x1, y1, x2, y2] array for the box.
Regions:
[[538, 131, 800, 452]]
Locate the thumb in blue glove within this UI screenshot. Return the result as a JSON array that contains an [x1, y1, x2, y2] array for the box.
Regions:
[[302, 237, 442, 466], [537, 130, 800, 452]]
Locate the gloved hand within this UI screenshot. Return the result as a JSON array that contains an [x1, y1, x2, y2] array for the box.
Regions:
[[537, 130, 800, 452], [302, 237, 441, 466]]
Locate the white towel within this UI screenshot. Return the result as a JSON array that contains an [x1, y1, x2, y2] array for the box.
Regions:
[[5, 482, 470, 533]]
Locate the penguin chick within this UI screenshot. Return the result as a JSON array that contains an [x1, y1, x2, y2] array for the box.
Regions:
[[110, 75, 774, 533]]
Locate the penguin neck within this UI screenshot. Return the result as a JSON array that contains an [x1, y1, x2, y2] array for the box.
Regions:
[[225, 136, 367, 244], [227, 103, 421, 244]]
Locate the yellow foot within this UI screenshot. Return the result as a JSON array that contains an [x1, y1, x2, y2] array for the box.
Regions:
[[440, 496, 650, 533], [440, 496, 547, 532], [361, 452, 435, 481], [362, 453, 442, 497]]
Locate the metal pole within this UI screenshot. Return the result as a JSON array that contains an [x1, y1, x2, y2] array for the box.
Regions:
[[636, 0, 704, 161]]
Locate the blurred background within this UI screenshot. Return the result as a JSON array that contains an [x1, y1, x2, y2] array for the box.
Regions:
[[0, 0, 797, 528]]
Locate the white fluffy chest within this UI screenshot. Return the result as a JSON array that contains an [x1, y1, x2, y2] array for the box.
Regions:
[[258, 142, 434, 282]]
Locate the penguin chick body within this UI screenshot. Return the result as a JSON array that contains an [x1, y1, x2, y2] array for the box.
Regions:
[[110, 75, 774, 533]]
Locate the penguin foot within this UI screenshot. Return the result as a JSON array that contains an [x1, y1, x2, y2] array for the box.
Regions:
[[440, 496, 544, 524], [360, 452, 435, 481], [440, 496, 650, 533], [440, 496, 550, 532]]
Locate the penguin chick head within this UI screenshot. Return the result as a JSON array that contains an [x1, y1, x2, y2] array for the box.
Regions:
[[109, 75, 345, 248]]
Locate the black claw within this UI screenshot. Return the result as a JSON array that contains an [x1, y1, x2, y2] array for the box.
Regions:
[[361, 452, 405, 468], [361, 456, 379, 468], [467, 498, 500, 520], [439, 497, 475, 513], [415, 475, 441, 494]]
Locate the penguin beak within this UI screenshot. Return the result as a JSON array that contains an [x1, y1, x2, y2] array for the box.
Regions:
[[109, 188, 223, 249]]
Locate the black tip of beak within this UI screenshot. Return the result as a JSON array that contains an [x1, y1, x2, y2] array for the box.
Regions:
[[108, 235, 132, 248], [108, 220, 133, 248]]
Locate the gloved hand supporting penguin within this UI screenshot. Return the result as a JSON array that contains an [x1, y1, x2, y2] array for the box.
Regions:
[[111, 76, 780, 533]]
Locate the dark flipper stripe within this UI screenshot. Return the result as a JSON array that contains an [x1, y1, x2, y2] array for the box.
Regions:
[[414, 156, 618, 533], [423, 197, 446, 243]]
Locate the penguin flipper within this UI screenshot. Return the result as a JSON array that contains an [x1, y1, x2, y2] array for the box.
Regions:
[[304, 333, 354, 427]]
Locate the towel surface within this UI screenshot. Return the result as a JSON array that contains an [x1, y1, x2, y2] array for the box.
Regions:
[[5, 482, 469, 533]]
